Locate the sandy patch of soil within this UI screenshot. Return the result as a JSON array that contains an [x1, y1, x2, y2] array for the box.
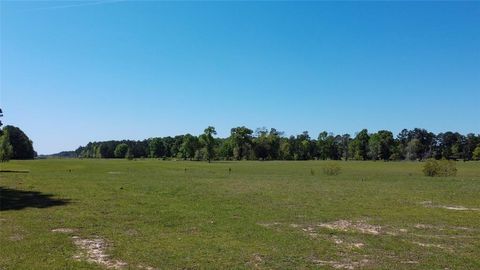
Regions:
[[72, 236, 128, 269], [312, 258, 369, 269], [318, 220, 381, 235], [330, 236, 364, 249], [246, 253, 264, 269], [8, 234, 23, 241], [52, 228, 76, 233], [258, 222, 281, 228], [420, 201, 479, 211], [51, 228, 156, 269], [412, 241, 444, 249], [401, 260, 419, 264]]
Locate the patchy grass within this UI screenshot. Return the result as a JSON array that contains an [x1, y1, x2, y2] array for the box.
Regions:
[[0, 159, 479, 269]]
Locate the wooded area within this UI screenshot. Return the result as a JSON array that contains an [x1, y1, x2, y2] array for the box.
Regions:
[[75, 127, 480, 161]]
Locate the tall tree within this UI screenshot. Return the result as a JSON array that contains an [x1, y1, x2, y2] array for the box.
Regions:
[[114, 143, 129, 158], [230, 126, 253, 160], [2, 126, 35, 160], [350, 129, 370, 160], [179, 134, 200, 160], [368, 130, 394, 160], [200, 126, 217, 163], [0, 133, 13, 162], [148, 138, 165, 158]]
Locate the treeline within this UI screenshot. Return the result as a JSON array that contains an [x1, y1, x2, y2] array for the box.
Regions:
[[76, 127, 480, 161]]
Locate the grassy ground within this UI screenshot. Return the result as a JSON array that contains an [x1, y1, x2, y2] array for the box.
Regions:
[[1, 159, 479, 269]]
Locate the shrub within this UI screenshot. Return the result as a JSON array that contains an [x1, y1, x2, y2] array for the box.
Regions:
[[323, 163, 341, 176], [422, 159, 457, 177]]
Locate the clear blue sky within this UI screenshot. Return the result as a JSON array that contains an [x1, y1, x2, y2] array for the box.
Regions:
[[1, 1, 479, 154]]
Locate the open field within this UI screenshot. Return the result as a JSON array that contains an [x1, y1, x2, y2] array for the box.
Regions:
[[1, 159, 479, 269]]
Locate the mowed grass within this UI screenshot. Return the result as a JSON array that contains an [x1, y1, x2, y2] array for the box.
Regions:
[[1, 159, 479, 269]]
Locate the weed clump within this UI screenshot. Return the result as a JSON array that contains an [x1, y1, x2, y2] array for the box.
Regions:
[[323, 163, 341, 176], [422, 159, 457, 177]]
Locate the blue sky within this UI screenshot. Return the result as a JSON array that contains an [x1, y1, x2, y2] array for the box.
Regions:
[[1, 1, 479, 154]]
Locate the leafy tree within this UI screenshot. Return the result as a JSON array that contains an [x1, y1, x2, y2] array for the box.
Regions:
[[405, 139, 421, 160], [317, 131, 329, 160], [217, 138, 234, 160], [436, 132, 464, 160], [279, 138, 292, 160], [350, 129, 370, 160], [368, 130, 394, 161], [464, 134, 480, 160], [473, 145, 480, 160], [338, 134, 351, 160], [179, 134, 200, 160], [230, 126, 253, 160], [148, 138, 165, 158], [294, 131, 314, 160], [114, 143, 129, 158], [2, 125, 35, 159], [125, 148, 134, 160], [200, 126, 217, 162], [0, 133, 13, 162]]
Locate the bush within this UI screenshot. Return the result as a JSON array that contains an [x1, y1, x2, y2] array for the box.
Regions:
[[422, 159, 457, 177], [323, 163, 341, 176]]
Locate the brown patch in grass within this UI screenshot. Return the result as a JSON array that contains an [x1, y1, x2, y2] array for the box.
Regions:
[[318, 220, 381, 235], [312, 258, 369, 269], [246, 253, 264, 269], [411, 241, 444, 249], [420, 201, 479, 211], [52, 228, 76, 233], [72, 236, 128, 269], [8, 234, 23, 241], [330, 236, 364, 249], [257, 222, 281, 228], [401, 260, 419, 264], [124, 229, 138, 236]]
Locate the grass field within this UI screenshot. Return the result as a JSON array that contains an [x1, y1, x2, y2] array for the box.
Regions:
[[1, 159, 479, 269]]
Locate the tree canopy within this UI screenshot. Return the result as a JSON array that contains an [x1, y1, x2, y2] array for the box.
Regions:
[[1, 125, 35, 160], [74, 126, 480, 162]]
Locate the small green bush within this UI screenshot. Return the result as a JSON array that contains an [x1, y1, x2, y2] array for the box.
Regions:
[[422, 159, 457, 177], [323, 163, 341, 176]]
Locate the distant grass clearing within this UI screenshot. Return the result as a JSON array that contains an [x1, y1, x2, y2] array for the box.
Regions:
[[1, 160, 479, 269]]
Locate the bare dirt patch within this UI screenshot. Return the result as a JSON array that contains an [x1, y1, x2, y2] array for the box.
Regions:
[[330, 236, 364, 249], [52, 228, 76, 233], [420, 201, 479, 211], [258, 222, 281, 228], [246, 253, 264, 269], [412, 241, 444, 249], [414, 224, 436, 230], [312, 258, 369, 269], [318, 220, 381, 235], [72, 236, 128, 269], [8, 234, 23, 241], [401, 260, 419, 264]]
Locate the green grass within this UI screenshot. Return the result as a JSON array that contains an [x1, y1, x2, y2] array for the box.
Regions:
[[1, 159, 479, 269]]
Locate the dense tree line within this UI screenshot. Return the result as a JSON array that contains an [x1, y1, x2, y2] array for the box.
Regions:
[[76, 127, 480, 161]]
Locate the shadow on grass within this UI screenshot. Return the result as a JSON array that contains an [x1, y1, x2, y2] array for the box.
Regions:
[[0, 170, 30, 173], [0, 187, 70, 211]]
